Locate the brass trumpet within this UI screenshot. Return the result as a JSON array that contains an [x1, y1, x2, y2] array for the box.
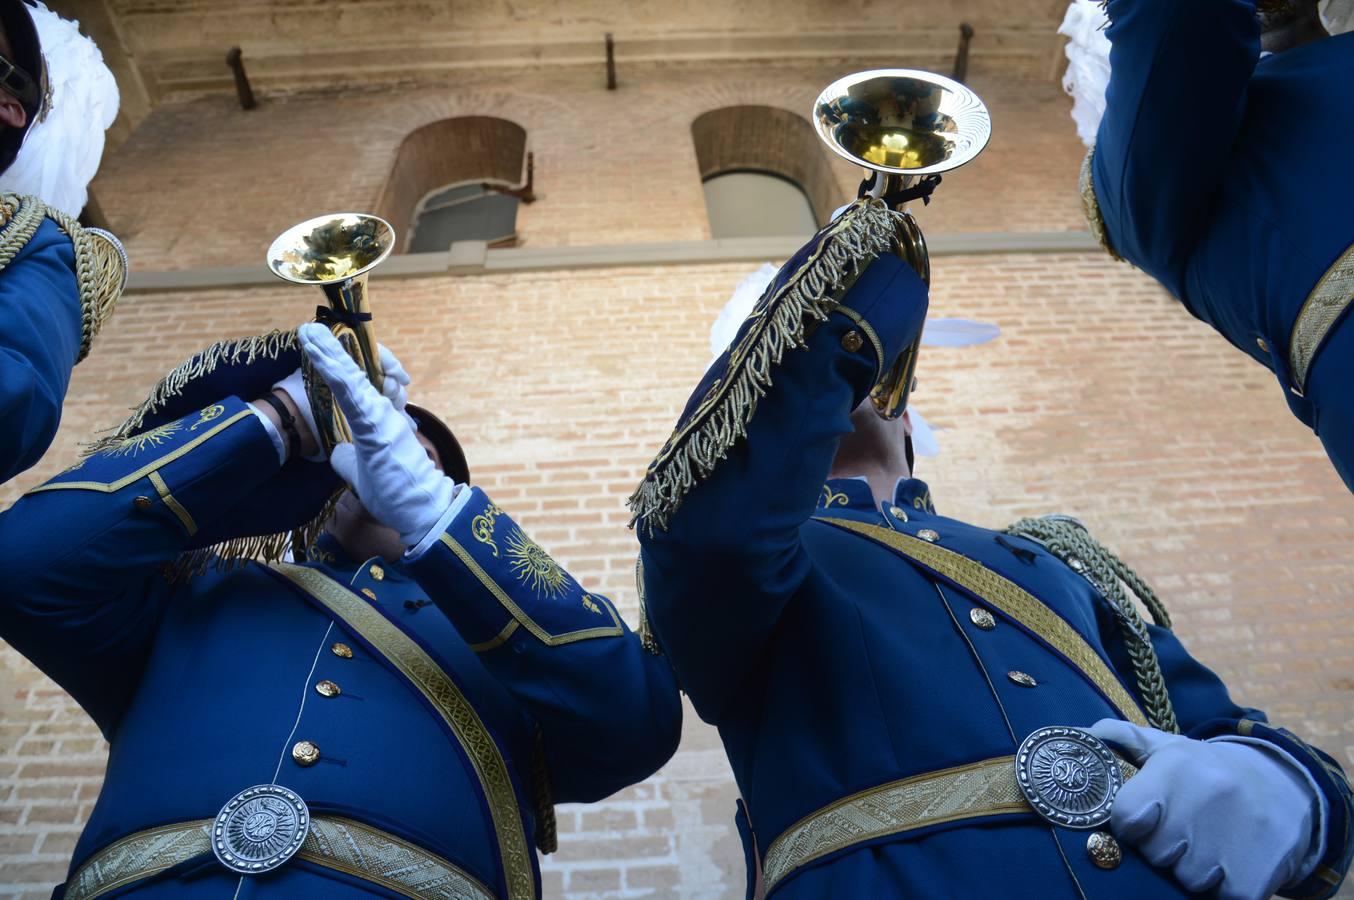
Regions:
[[812, 69, 991, 419], [267, 212, 395, 453]]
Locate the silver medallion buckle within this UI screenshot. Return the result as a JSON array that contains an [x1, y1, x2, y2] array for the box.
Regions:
[[212, 784, 311, 874], [1015, 726, 1124, 829]]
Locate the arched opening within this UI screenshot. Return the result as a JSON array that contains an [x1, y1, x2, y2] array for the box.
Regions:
[[691, 105, 845, 237], [375, 116, 527, 253], [701, 170, 817, 239], [407, 181, 520, 253]]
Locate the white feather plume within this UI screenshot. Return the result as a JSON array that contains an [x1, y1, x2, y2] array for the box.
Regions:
[[0, 2, 120, 217], [1059, 0, 1112, 148]]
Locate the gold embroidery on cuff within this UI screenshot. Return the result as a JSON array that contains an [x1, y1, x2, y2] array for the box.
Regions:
[[25, 410, 253, 496], [1289, 243, 1354, 394], [439, 534, 624, 646], [822, 517, 1149, 727], [147, 471, 197, 536], [472, 502, 504, 557], [270, 563, 535, 900]]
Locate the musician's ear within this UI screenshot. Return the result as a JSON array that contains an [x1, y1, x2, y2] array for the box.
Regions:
[[0, 93, 27, 129]]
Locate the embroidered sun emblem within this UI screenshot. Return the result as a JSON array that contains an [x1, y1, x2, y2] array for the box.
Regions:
[[505, 527, 569, 598], [107, 421, 182, 457]]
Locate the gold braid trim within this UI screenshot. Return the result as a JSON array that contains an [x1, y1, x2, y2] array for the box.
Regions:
[[85, 328, 340, 577], [0, 194, 129, 362], [628, 199, 905, 533], [1079, 148, 1123, 263], [1005, 515, 1178, 733], [87, 329, 298, 454]]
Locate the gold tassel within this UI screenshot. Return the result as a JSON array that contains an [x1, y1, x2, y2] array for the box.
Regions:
[[628, 199, 904, 533]]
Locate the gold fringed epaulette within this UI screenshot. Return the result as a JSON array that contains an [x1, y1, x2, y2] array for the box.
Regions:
[[86, 329, 298, 456], [1079, 147, 1123, 263], [81, 327, 341, 579], [0, 193, 129, 362], [627, 199, 904, 534]]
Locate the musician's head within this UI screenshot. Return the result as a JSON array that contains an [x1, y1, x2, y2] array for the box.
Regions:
[[829, 401, 915, 505], [0, 3, 41, 139], [325, 404, 468, 563]]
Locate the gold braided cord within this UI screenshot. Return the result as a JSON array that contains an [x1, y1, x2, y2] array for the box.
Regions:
[[0, 193, 128, 363], [628, 199, 906, 533], [1004, 516, 1178, 733]]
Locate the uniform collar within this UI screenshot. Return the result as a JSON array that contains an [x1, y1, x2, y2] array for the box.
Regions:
[[306, 532, 411, 584], [818, 476, 937, 515]]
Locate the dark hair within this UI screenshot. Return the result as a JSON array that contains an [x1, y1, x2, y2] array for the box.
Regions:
[[407, 404, 470, 485]]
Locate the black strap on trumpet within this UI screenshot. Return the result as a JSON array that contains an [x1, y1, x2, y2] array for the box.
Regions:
[[314, 306, 373, 328], [858, 174, 943, 206]]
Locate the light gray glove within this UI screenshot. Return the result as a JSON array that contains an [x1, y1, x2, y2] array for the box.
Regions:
[[298, 323, 457, 547], [1089, 718, 1319, 900]]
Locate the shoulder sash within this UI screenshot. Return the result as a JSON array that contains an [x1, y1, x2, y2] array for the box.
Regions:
[[267, 562, 536, 900], [818, 517, 1149, 727]]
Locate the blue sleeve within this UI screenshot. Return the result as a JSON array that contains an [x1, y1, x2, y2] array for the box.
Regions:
[[0, 219, 83, 484], [0, 397, 284, 736], [405, 488, 683, 803], [1092, 0, 1259, 297], [1140, 623, 1352, 898], [639, 254, 928, 725]]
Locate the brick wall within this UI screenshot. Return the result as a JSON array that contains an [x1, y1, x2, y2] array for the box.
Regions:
[[89, 62, 1085, 272], [3, 30, 1353, 900]]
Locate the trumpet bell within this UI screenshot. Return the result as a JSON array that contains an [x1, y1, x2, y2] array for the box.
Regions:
[[266, 213, 395, 285], [812, 69, 991, 177]]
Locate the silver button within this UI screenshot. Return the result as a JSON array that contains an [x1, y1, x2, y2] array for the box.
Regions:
[[917, 529, 939, 543], [1007, 671, 1038, 687], [1068, 557, 1086, 572], [888, 505, 908, 521], [969, 608, 996, 630], [1087, 831, 1122, 869], [1256, 336, 1269, 354]]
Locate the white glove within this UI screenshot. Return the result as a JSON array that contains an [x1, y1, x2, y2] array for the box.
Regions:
[[274, 340, 415, 461], [1089, 719, 1320, 900], [298, 323, 457, 547]]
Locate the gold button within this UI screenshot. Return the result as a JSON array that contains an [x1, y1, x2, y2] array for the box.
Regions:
[[1087, 831, 1122, 869], [292, 740, 320, 767], [1068, 557, 1086, 572], [841, 330, 864, 352], [917, 529, 939, 543], [1007, 670, 1038, 687], [888, 505, 908, 521], [369, 564, 385, 581], [970, 608, 996, 631], [331, 642, 353, 659], [133, 496, 152, 510], [315, 680, 341, 698], [360, 588, 377, 601], [1256, 336, 1268, 353]]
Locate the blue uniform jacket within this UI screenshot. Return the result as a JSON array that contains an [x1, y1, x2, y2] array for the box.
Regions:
[[0, 397, 682, 898], [0, 217, 83, 484], [639, 254, 1353, 898], [1090, 0, 1354, 427]]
